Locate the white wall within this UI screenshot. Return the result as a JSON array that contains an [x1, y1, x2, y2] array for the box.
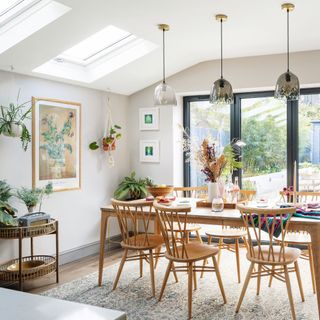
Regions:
[[0, 71, 129, 262], [127, 50, 320, 186]]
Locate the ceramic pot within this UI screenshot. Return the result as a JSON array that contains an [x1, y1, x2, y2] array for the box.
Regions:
[[2, 123, 22, 137]]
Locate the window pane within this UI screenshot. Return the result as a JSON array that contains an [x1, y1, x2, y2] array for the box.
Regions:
[[298, 93, 320, 191], [189, 100, 230, 186], [241, 96, 287, 200]]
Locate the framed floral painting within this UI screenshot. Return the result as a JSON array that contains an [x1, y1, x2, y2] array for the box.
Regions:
[[32, 97, 81, 191]]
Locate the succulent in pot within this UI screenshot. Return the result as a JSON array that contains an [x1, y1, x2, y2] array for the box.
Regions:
[[0, 91, 31, 151], [114, 172, 148, 200]]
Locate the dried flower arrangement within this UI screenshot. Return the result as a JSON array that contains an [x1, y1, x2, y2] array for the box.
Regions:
[[196, 139, 227, 182]]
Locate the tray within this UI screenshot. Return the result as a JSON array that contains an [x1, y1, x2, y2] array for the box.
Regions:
[[0, 255, 56, 281], [196, 200, 244, 209]]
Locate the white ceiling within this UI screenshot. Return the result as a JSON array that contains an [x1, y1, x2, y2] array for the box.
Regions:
[[0, 0, 319, 95]]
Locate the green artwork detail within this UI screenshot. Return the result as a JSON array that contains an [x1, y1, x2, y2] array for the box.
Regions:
[[144, 114, 153, 124], [145, 146, 153, 156]]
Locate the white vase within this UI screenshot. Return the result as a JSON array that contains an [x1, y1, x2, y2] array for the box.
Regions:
[[208, 182, 219, 202], [2, 123, 22, 137]]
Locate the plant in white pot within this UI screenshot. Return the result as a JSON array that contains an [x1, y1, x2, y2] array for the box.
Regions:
[[0, 92, 31, 151]]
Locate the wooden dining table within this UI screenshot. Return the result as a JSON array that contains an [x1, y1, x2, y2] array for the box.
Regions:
[[98, 201, 320, 318]]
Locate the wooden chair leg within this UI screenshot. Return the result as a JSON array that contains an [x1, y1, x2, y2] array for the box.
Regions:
[[149, 249, 156, 297], [139, 250, 143, 277], [212, 256, 227, 304], [193, 262, 197, 290], [268, 265, 275, 287], [294, 261, 305, 302], [154, 246, 161, 269], [172, 262, 179, 283], [188, 262, 193, 319], [186, 232, 190, 244], [284, 265, 297, 320], [257, 264, 262, 295], [113, 248, 128, 290], [236, 262, 255, 313], [196, 230, 202, 243], [235, 238, 241, 283], [159, 261, 172, 301], [308, 244, 316, 294], [200, 235, 212, 279], [218, 238, 223, 265]]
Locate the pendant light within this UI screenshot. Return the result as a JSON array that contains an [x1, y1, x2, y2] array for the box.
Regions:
[[210, 14, 233, 105], [274, 3, 300, 101], [154, 24, 177, 106]]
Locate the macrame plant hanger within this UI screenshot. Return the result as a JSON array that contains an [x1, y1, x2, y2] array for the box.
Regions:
[[104, 94, 115, 167]]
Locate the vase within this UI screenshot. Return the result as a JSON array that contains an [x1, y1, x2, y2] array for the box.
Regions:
[[207, 182, 219, 202], [27, 206, 35, 213]]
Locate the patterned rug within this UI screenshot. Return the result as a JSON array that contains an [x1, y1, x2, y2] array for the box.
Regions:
[[42, 249, 317, 319]]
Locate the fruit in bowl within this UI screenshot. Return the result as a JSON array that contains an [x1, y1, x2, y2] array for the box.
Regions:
[[146, 184, 174, 198]]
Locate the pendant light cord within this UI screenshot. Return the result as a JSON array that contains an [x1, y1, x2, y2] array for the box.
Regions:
[[287, 9, 290, 72], [162, 28, 166, 84], [220, 18, 223, 78]]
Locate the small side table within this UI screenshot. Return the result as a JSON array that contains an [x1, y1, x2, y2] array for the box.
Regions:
[[0, 219, 59, 291]]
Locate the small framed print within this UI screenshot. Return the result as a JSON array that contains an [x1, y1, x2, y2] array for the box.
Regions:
[[140, 140, 160, 163], [139, 107, 159, 131]]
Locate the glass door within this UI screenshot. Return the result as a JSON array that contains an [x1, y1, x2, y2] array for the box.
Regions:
[[298, 92, 320, 191], [240, 95, 287, 200]]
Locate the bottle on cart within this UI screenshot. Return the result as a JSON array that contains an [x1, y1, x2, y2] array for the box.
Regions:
[[232, 176, 240, 203]]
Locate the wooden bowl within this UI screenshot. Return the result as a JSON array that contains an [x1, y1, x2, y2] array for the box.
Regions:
[[147, 186, 173, 198], [7, 260, 45, 271]]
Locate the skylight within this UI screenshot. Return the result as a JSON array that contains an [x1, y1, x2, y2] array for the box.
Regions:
[[0, 1, 71, 54], [33, 25, 157, 83]]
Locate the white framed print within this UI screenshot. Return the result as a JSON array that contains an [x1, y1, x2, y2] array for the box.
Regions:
[[139, 107, 159, 131], [140, 140, 160, 163]]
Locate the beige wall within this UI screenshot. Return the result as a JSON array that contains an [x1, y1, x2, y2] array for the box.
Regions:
[[128, 50, 320, 186]]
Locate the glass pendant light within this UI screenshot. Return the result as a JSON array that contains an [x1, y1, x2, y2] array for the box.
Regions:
[[154, 24, 177, 106], [210, 14, 233, 105], [275, 3, 300, 101]]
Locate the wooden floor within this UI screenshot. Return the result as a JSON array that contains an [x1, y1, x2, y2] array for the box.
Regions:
[[1, 247, 123, 294]]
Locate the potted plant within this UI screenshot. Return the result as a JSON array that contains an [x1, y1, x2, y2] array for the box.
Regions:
[[15, 183, 53, 213], [114, 172, 148, 200], [89, 124, 121, 151], [0, 91, 31, 151], [40, 112, 74, 179], [0, 180, 18, 227]]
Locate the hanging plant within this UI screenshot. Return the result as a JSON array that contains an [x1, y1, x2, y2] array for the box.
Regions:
[[0, 90, 31, 151], [89, 124, 121, 151], [89, 95, 122, 167]]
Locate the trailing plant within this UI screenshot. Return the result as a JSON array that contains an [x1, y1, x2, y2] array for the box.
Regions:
[[0, 180, 17, 227], [0, 91, 31, 151], [114, 172, 148, 200], [0, 180, 12, 202], [15, 183, 53, 212], [89, 124, 122, 151], [40, 112, 74, 164]]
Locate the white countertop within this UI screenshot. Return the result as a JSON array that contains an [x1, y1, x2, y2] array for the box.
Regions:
[[0, 288, 126, 320]]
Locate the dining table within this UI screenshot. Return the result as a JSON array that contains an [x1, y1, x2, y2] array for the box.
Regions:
[[98, 200, 320, 318]]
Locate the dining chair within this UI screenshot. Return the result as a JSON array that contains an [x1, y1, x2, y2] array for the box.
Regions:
[[153, 201, 227, 319], [201, 189, 256, 283], [171, 186, 207, 243], [276, 190, 319, 293], [236, 205, 304, 320], [111, 199, 164, 297]]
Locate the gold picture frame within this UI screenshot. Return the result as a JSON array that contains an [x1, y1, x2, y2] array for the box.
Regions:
[[32, 97, 81, 192]]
